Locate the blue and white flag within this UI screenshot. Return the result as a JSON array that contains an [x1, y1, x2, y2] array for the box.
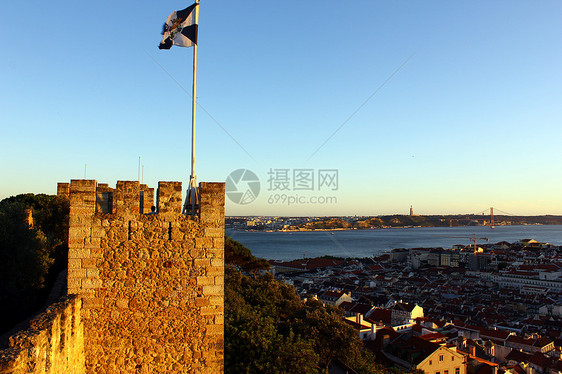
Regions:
[[159, 3, 198, 50]]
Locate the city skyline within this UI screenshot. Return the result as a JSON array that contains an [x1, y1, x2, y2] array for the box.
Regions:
[[1, 1, 561, 216]]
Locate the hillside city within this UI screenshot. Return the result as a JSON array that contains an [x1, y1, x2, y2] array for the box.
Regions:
[[226, 214, 562, 231], [262, 238, 562, 373]]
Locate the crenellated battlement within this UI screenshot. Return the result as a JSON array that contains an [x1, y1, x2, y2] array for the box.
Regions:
[[56, 179, 225, 373], [59, 180, 159, 216]]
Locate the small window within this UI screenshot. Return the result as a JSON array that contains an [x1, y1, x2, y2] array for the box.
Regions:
[[439, 354, 444, 361], [429, 360, 432, 365], [452, 356, 454, 361], [444, 371, 449, 374], [455, 368, 460, 374]]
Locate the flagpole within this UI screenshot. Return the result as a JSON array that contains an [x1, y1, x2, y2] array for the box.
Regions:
[[185, 0, 199, 215]]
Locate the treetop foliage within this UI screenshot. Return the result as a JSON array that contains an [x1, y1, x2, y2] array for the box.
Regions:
[[225, 263, 386, 373], [225, 235, 270, 272], [0, 193, 69, 334]]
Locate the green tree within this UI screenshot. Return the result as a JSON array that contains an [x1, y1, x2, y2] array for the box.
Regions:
[[291, 299, 367, 372], [0, 194, 69, 333], [225, 235, 270, 273], [0, 193, 69, 267], [225, 267, 318, 373], [0, 201, 52, 294], [225, 257, 387, 373]]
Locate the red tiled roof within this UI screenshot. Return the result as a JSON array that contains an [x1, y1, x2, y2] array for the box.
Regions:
[[350, 303, 373, 316], [527, 351, 553, 369], [411, 324, 423, 333], [393, 302, 416, 312], [504, 365, 526, 374], [456, 325, 510, 341], [344, 319, 370, 331], [339, 301, 354, 311], [322, 290, 347, 298], [505, 349, 529, 363], [419, 332, 447, 342], [506, 270, 539, 277], [470, 355, 498, 367], [519, 264, 561, 272], [507, 335, 534, 346], [366, 308, 392, 324], [534, 337, 553, 348]]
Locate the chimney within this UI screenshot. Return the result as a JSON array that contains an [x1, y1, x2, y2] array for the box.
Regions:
[[356, 313, 363, 326]]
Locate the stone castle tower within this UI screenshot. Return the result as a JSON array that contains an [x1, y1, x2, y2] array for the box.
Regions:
[[58, 179, 225, 373]]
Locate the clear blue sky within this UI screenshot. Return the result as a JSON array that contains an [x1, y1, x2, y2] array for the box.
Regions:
[[1, 1, 561, 216]]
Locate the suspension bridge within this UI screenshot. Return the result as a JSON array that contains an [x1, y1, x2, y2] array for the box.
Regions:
[[448, 207, 519, 228]]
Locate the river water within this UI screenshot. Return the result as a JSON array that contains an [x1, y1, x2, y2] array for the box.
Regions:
[[226, 225, 562, 261]]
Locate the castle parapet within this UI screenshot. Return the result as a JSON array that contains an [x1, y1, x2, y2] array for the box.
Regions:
[[0, 296, 85, 373], [113, 181, 140, 217], [95, 183, 113, 214], [140, 184, 154, 214], [57, 182, 70, 197], [61, 178, 225, 373], [157, 181, 183, 215]]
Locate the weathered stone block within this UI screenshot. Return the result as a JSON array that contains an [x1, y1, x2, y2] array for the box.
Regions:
[[205, 325, 224, 336], [196, 277, 214, 286], [208, 248, 224, 259], [68, 237, 85, 247], [195, 237, 213, 249], [194, 258, 210, 268], [86, 269, 99, 278], [194, 297, 209, 307], [67, 278, 81, 290], [81, 258, 97, 268], [82, 278, 102, 289], [202, 285, 222, 296], [208, 296, 224, 306], [69, 248, 90, 259], [206, 267, 223, 277], [91, 226, 106, 238], [210, 259, 223, 267], [90, 247, 103, 258], [68, 269, 87, 279], [82, 297, 103, 309], [69, 258, 82, 269], [203, 227, 223, 238]]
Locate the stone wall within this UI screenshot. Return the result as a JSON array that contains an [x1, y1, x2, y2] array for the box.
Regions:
[[0, 296, 85, 374], [65, 179, 224, 373], [57, 183, 70, 197]]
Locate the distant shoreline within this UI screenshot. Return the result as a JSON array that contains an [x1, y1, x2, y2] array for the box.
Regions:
[[227, 214, 562, 233], [229, 222, 550, 233]]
